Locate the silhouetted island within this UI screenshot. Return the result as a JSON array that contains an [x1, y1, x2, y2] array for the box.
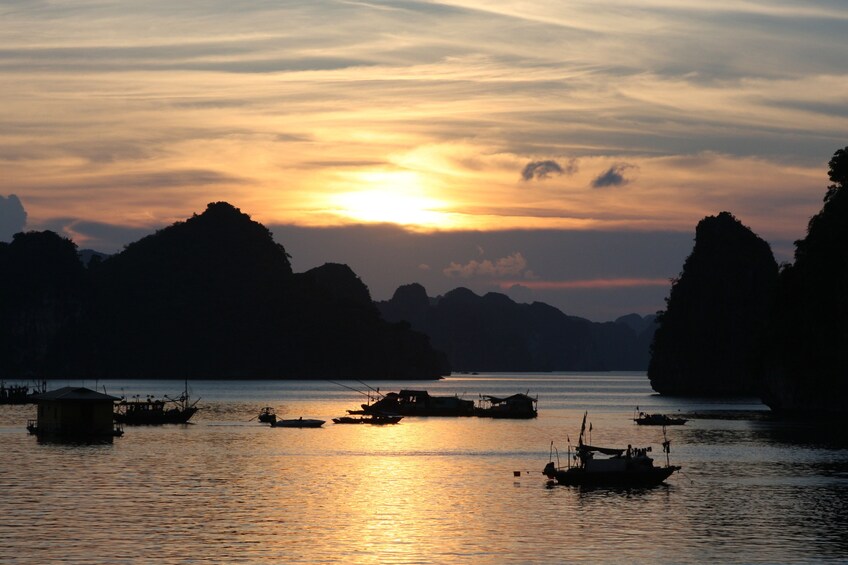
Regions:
[[648, 211, 778, 395], [761, 147, 848, 418], [649, 146, 848, 417], [0, 202, 449, 379], [377, 284, 656, 371]]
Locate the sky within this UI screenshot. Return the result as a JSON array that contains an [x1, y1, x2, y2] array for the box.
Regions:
[[1, 1, 846, 320]]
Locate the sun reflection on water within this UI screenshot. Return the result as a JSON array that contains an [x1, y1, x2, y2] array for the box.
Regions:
[[2, 375, 847, 563]]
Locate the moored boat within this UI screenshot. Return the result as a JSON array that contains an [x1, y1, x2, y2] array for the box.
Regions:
[[544, 412, 681, 488], [332, 415, 403, 425], [1, 380, 48, 405], [361, 389, 474, 417], [114, 381, 199, 425], [633, 411, 687, 426], [475, 393, 538, 419], [271, 418, 325, 428]]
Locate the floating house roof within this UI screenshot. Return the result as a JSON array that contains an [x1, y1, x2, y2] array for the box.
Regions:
[[31, 387, 121, 402]]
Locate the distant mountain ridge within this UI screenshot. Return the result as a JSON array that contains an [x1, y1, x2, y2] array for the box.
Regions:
[[377, 283, 656, 371]]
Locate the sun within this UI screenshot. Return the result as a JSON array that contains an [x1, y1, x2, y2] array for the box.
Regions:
[[329, 171, 455, 228]]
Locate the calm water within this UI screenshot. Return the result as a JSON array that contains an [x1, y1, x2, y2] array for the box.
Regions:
[[2, 373, 847, 564]]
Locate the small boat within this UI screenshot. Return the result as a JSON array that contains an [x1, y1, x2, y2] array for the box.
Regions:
[[633, 411, 687, 426], [257, 407, 277, 424], [270, 418, 325, 428], [543, 412, 681, 488], [332, 415, 403, 425], [475, 393, 538, 419], [114, 381, 199, 425]]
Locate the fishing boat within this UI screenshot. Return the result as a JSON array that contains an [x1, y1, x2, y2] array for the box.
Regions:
[[114, 381, 199, 425], [360, 389, 475, 417], [270, 418, 325, 428], [633, 411, 687, 426], [332, 415, 403, 425], [475, 393, 538, 419], [543, 412, 680, 487], [1, 380, 48, 405], [257, 407, 277, 424]]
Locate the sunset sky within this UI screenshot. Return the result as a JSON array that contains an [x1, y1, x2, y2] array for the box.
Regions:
[[2, 1, 846, 320]]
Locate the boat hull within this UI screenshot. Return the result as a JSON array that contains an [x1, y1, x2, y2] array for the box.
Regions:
[[551, 465, 680, 487], [332, 416, 402, 425], [271, 419, 325, 428], [474, 410, 537, 419], [114, 407, 197, 425]]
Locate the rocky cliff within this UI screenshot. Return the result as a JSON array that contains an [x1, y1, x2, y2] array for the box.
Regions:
[[761, 147, 848, 416], [648, 211, 778, 395]]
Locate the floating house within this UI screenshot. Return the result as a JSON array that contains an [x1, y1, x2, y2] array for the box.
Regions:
[[27, 387, 123, 438], [475, 393, 538, 419]]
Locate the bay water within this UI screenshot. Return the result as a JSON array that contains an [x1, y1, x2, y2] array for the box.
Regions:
[[1, 373, 846, 564]]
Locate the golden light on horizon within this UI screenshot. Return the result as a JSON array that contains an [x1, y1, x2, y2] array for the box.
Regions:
[[327, 171, 458, 229]]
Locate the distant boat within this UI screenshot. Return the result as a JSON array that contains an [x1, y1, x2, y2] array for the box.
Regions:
[[633, 411, 687, 426], [114, 381, 199, 425], [360, 389, 474, 417], [271, 418, 325, 428], [1, 380, 47, 405], [475, 393, 538, 419], [543, 412, 681, 487], [257, 407, 277, 424], [332, 415, 403, 425]]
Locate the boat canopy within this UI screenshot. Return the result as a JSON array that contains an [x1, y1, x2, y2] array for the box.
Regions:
[[578, 443, 625, 456]]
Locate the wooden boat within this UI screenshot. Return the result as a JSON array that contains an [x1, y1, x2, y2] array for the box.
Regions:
[[543, 412, 680, 487], [114, 381, 199, 425], [270, 418, 325, 428], [633, 411, 687, 426], [475, 393, 538, 419], [332, 415, 403, 425], [361, 389, 474, 417], [1, 380, 47, 405], [257, 407, 277, 424]]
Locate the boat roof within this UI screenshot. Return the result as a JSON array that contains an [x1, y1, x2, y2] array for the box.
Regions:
[[481, 393, 535, 403], [31, 386, 121, 402], [396, 390, 431, 397], [579, 443, 625, 456]]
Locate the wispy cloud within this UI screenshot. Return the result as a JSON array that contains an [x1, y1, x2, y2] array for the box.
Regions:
[[0, 0, 844, 245]]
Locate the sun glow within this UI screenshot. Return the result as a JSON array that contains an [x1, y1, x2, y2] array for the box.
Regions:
[[329, 171, 455, 229]]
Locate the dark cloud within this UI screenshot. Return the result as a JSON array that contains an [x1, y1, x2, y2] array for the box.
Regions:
[[521, 159, 577, 181], [591, 164, 635, 188], [0, 194, 27, 241]]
